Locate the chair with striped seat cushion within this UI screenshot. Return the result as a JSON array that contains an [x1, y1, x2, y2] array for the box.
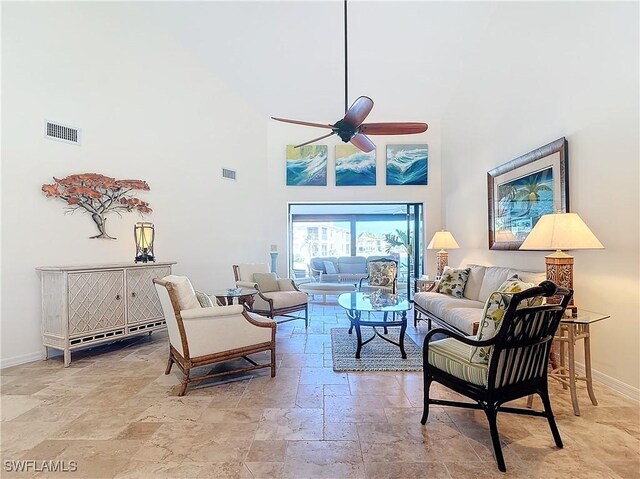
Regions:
[[421, 281, 573, 473]]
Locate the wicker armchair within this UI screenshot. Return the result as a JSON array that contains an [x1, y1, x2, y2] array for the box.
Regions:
[[153, 276, 276, 396], [233, 263, 309, 327], [421, 281, 573, 472]]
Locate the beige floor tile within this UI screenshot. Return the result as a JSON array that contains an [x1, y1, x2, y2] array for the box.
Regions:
[[244, 461, 284, 479], [364, 461, 450, 479], [296, 384, 324, 408], [1, 304, 637, 479], [200, 407, 264, 423], [323, 421, 359, 440], [255, 408, 323, 440], [1, 396, 42, 421], [113, 460, 205, 478], [246, 440, 288, 462], [135, 396, 212, 422], [281, 440, 364, 479]]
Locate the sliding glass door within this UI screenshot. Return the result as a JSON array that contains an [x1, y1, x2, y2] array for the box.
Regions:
[[289, 203, 424, 299]]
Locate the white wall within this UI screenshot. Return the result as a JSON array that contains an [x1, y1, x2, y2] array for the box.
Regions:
[[441, 2, 639, 394], [1, 3, 268, 366], [266, 121, 442, 278]]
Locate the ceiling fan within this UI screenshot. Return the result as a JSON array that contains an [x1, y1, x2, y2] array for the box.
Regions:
[[271, 1, 428, 153]]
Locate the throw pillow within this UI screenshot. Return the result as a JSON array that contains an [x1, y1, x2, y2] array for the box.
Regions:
[[498, 275, 544, 307], [163, 275, 201, 311], [324, 261, 337, 275], [436, 266, 470, 298], [195, 290, 215, 308], [469, 291, 512, 364], [253, 272, 279, 293], [369, 261, 397, 287]]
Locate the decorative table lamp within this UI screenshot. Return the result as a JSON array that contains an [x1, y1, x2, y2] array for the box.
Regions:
[[520, 212, 603, 315], [134, 222, 155, 263], [427, 231, 460, 279]]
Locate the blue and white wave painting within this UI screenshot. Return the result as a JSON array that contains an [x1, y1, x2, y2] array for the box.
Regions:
[[286, 145, 328, 186], [386, 144, 428, 186], [335, 145, 376, 186]]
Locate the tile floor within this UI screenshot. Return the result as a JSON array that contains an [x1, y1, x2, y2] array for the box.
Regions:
[[1, 299, 639, 478]]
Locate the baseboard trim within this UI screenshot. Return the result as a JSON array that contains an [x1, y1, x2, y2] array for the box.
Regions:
[[0, 351, 45, 369], [574, 361, 640, 402]]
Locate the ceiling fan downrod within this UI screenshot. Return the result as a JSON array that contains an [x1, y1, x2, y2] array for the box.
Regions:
[[344, 0, 349, 114]]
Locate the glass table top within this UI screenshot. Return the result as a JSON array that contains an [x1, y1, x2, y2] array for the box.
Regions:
[[338, 292, 410, 313], [209, 288, 259, 298], [560, 309, 610, 325]]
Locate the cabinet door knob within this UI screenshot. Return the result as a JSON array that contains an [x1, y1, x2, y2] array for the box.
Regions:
[[116, 294, 121, 300], [131, 292, 137, 298]]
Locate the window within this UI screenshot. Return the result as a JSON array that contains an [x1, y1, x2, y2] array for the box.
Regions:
[[289, 203, 424, 299]]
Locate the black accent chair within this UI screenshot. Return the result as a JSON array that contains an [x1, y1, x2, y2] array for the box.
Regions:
[[421, 281, 573, 472]]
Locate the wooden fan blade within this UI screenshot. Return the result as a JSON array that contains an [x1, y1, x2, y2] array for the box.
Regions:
[[271, 117, 335, 129], [350, 133, 376, 153], [359, 122, 428, 135], [343, 96, 374, 127], [294, 132, 335, 148]]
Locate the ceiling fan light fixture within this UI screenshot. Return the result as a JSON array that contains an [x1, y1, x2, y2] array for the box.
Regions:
[[271, 1, 428, 153]]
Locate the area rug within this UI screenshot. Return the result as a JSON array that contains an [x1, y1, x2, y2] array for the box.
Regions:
[[330, 328, 423, 372]]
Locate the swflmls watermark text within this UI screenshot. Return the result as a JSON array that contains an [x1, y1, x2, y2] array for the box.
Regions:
[[4, 460, 78, 473]]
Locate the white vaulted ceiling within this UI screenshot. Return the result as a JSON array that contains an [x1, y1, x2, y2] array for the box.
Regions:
[[127, 1, 498, 122]]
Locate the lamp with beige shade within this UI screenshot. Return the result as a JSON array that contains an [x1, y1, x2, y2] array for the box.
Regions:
[[520, 212, 603, 315], [427, 231, 460, 279]]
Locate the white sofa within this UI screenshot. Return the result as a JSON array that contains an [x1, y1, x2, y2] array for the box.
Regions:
[[413, 264, 545, 335]]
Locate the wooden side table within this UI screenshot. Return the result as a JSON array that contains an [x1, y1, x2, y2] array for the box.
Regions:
[[415, 279, 436, 293], [529, 309, 609, 416]]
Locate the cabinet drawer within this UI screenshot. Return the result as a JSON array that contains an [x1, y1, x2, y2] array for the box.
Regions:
[[68, 270, 125, 336], [126, 266, 171, 323]]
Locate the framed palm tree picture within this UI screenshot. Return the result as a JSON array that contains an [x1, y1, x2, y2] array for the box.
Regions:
[[487, 138, 568, 250]]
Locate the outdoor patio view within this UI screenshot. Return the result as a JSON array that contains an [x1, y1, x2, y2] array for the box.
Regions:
[[289, 203, 423, 298]]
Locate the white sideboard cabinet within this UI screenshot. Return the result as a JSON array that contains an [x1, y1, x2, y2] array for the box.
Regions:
[[36, 262, 176, 366]]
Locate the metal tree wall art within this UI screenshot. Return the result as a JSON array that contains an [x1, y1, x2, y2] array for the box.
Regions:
[[42, 173, 152, 239]]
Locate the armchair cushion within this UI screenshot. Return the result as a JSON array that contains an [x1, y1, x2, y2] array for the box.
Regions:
[[277, 278, 296, 291], [254, 291, 308, 311], [181, 304, 244, 320], [436, 266, 471, 298], [163, 275, 200, 311], [235, 263, 269, 282], [253, 272, 279, 292], [428, 338, 488, 387], [324, 261, 338, 274]]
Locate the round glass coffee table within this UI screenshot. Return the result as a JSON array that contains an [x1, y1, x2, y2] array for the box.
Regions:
[[338, 291, 411, 359], [209, 288, 259, 310]]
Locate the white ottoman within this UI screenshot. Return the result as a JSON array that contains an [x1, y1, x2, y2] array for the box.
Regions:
[[299, 282, 356, 303]]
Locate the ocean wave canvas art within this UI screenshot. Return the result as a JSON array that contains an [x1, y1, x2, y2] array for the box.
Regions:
[[386, 144, 428, 186], [335, 145, 376, 186], [286, 145, 328, 186]]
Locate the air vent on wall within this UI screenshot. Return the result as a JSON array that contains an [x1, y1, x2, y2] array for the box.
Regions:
[[222, 168, 237, 181], [44, 120, 81, 145]]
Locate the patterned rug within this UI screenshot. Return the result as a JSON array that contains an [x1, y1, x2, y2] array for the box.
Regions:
[[330, 327, 423, 372]]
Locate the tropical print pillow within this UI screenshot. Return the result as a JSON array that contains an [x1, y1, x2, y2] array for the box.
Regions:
[[498, 275, 544, 307], [368, 261, 397, 287], [469, 291, 512, 364], [469, 278, 545, 364], [436, 266, 470, 298]]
